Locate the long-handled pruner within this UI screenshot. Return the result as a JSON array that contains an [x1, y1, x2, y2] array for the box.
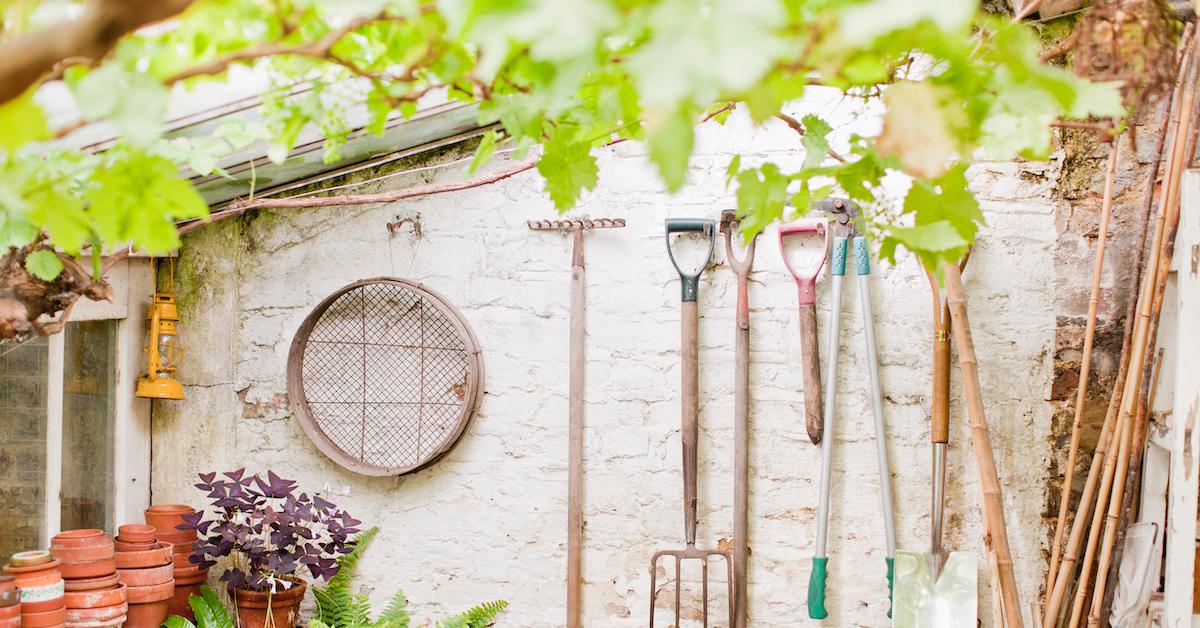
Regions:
[[720, 210, 757, 628], [778, 218, 831, 444], [650, 218, 733, 628], [807, 198, 896, 620]]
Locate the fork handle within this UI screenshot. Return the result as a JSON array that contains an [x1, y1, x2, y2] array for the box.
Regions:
[[798, 303, 823, 444], [808, 556, 829, 619], [681, 300, 699, 545]]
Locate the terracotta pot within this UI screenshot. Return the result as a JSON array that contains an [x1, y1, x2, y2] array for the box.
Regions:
[[172, 565, 203, 582], [0, 604, 19, 619], [49, 531, 106, 549], [9, 552, 53, 568], [0, 613, 17, 628], [117, 525, 156, 544], [167, 575, 206, 622], [125, 599, 168, 628], [117, 564, 172, 587], [0, 588, 18, 608], [171, 552, 194, 569], [5, 558, 62, 587], [59, 559, 115, 580], [64, 584, 126, 610], [0, 576, 13, 592], [63, 574, 118, 592], [114, 544, 171, 570], [64, 600, 127, 623], [21, 590, 65, 613], [124, 581, 173, 605], [22, 605, 66, 628], [155, 531, 197, 547], [144, 505, 194, 535], [232, 580, 307, 628], [50, 543, 115, 565], [113, 540, 155, 553]]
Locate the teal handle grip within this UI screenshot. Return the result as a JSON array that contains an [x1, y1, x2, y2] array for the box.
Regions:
[[831, 238, 848, 277], [664, 218, 716, 302], [853, 236, 870, 275], [808, 556, 829, 619], [886, 556, 894, 619]]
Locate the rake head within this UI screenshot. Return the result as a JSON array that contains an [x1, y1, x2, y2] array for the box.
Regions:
[[649, 546, 734, 628]]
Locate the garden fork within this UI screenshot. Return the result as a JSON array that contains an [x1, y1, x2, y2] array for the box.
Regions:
[[650, 218, 734, 628]]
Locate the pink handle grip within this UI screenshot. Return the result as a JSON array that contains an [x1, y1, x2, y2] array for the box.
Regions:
[[778, 219, 830, 304]]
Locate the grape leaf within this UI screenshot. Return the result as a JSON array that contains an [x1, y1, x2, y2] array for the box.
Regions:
[[0, 89, 50, 152], [536, 129, 598, 210], [800, 114, 832, 170], [839, 0, 977, 46], [876, 82, 959, 178], [25, 250, 64, 281], [646, 107, 695, 192]]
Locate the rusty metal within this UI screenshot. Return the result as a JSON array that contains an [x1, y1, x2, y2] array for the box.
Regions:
[[387, 214, 422, 237], [526, 218, 626, 231], [286, 278, 484, 476]]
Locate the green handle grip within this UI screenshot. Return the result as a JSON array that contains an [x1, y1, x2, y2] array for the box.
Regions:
[[808, 556, 829, 619], [886, 556, 894, 619]]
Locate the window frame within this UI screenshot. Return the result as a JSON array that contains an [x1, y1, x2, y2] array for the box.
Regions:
[[36, 257, 153, 545]]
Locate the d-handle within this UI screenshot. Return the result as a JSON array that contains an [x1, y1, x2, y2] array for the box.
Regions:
[[665, 218, 717, 302]]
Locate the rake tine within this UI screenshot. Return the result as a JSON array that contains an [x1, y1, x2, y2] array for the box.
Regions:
[[702, 558, 709, 628], [726, 555, 735, 627]]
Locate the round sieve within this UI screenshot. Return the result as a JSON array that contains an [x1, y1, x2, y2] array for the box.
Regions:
[[286, 278, 484, 476]]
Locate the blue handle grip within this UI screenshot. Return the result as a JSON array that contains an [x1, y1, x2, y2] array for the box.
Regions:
[[853, 236, 870, 275], [831, 238, 848, 277]]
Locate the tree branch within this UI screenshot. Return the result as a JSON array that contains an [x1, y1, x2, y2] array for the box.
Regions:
[[0, 0, 194, 106], [774, 112, 847, 163]]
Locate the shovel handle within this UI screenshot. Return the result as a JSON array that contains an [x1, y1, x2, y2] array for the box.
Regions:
[[798, 304, 823, 444], [808, 556, 829, 619], [932, 320, 951, 445], [778, 219, 830, 304], [665, 218, 716, 302]]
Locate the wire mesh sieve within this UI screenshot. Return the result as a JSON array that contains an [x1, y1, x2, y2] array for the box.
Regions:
[[286, 278, 483, 476]]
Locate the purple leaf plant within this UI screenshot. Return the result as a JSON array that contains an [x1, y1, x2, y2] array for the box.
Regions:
[[181, 469, 362, 591]]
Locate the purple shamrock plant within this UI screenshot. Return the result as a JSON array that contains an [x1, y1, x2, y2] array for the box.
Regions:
[[180, 469, 362, 591]]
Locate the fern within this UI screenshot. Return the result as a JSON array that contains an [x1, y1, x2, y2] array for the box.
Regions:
[[436, 600, 507, 628], [309, 527, 503, 628], [164, 585, 235, 628]]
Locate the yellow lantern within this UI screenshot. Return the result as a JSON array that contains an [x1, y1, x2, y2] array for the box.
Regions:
[[136, 262, 184, 400]]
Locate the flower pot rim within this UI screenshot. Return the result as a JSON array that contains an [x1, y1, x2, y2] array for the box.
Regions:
[[124, 580, 173, 604], [50, 543, 114, 564], [50, 531, 109, 549], [145, 504, 194, 513], [4, 557, 61, 574], [62, 573, 119, 593]]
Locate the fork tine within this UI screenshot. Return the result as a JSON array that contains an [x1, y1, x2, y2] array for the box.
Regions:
[[702, 557, 709, 628], [674, 555, 682, 628], [649, 555, 658, 628]]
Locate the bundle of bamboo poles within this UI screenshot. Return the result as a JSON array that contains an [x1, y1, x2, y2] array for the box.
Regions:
[[1041, 25, 1199, 628]]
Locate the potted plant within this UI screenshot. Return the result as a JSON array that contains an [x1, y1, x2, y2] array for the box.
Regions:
[[180, 470, 360, 628]]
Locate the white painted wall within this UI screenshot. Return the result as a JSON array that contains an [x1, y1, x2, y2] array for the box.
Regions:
[[151, 92, 1059, 627]]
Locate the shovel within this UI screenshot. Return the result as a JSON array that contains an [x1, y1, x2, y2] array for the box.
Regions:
[[893, 258, 977, 628]]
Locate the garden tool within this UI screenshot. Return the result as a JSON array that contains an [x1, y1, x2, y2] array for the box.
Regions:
[[778, 218, 831, 444], [650, 218, 733, 628], [527, 217, 626, 628], [720, 210, 757, 628], [807, 199, 896, 620], [892, 256, 978, 628]]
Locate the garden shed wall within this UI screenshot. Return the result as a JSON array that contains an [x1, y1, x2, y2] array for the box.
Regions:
[[152, 92, 1071, 626]]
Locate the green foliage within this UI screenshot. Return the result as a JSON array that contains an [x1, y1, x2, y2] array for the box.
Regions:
[[312, 528, 505, 628], [163, 585, 235, 628], [0, 0, 1138, 283]]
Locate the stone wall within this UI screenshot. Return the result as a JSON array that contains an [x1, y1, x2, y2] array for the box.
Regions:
[[153, 94, 1065, 626]]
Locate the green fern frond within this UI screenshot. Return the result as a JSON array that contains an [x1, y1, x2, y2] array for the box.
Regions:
[[438, 600, 507, 628], [314, 528, 380, 628], [370, 589, 410, 628], [330, 527, 379, 588]]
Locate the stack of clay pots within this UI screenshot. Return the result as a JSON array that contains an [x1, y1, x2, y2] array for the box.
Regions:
[[0, 575, 19, 628], [50, 529, 126, 628], [114, 524, 174, 628], [5, 550, 65, 628], [145, 504, 206, 622]]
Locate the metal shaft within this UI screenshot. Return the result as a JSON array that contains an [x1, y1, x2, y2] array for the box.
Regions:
[[857, 257, 896, 559], [814, 272, 842, 557], [931, 443, 946, 574]]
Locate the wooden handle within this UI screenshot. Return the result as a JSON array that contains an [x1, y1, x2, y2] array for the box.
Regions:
[[931, 318, 951, 445], [799, 303, 824, 444], [681, 300, 699, 545], [566, 234, 585, 628]]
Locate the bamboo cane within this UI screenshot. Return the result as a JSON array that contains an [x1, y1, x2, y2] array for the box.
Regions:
[[1045, 141, 1120, 602], [1041, 32, 1195, 625], [944, 262, 1024, 628], [1097, 59, 1200, 623], [1073, 43, 1198, 628]]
